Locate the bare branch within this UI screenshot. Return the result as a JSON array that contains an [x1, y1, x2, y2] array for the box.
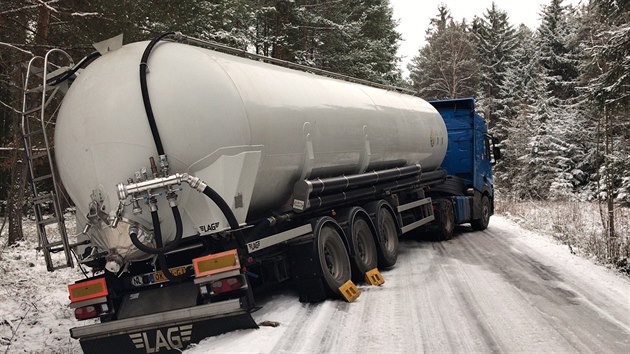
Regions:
[[34, 0, 60, 13], [0, 99, 22, 115], [0, 0, 58, 15], [0, 3, 39, 16], [0, 42, 34, 56]]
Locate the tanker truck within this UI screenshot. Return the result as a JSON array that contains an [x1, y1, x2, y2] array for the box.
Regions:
[[23, 33, 499, 353]]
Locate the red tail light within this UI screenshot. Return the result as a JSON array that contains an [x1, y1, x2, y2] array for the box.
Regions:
[[211, 276, 242, 294], [75, 305, 98, 320], [74, 303, 109, 320]]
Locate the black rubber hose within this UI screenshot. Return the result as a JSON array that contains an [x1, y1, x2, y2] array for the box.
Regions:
[[154, 208, 189, 282], [128, 208, 189, 281], [48, 51, 101, 86], [202, 186, 240, 230], [140, 32, 175, 156], [129, 207, 184, 255], [200, 185, 255, 248]]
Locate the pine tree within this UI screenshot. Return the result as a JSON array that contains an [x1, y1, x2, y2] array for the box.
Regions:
[[537, 0, 580, 101], [494, 25, 538, 197], [290, 0, 402, 84], [513, 0, 590, 200], [245, 1, 402, 84], [408, 5, 479, 99], [579, 0, 630, 260], [425, 4, 450, 40], [471, 3, 518, 133]]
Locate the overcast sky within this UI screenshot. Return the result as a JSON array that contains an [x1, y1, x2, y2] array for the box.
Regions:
[[390, 0, 583, 78]]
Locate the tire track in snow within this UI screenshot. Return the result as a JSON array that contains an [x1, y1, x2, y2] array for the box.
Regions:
[[187, 218, 630, 354], [474, 228, 630, 353], [269, 303, 317, 353], [458, 230, 590, 352], [432, 242, 504, 353]]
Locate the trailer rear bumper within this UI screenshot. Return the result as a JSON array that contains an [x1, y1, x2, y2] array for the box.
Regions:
[[71, 298, 257, 354]]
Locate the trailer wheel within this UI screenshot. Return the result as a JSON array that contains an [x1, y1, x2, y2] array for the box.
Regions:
[[375, 205, 399, 269], [472, 195, 490, 231], [349, 215, 378, 279], [315, 219, 352, 295], [433, 199, 455, 241]]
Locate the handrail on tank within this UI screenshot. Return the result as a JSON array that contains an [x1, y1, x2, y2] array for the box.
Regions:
[[171, 32, 417, 97], [40, 49, 74, 213], [21, 55, 45, 242], [21, 56, 44, 136]]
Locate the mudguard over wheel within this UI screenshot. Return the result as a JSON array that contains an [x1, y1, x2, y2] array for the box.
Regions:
[[429, 175, 466, 195], [472, 195, 490, 231]]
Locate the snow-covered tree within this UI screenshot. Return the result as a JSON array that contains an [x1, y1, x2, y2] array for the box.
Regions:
[[494, 25, 538, 196], [471, 3, 518, 132], [408, 5, 479, 99], [578, 0, 630, 260], [248, 0, 402, 84], [537, 0, 581, 101], [509, 0, 591, 200], [290, 0, 402, 84]]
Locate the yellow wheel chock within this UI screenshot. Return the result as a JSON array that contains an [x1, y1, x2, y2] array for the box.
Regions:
[[339, 280, 360, 302], [365, 268, 384, 286]]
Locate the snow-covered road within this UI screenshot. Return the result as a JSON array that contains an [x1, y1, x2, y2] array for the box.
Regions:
[[187, 216, 630, 353]]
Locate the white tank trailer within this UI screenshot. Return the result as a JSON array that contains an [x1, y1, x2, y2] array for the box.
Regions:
[[55, 40, 447, 271]]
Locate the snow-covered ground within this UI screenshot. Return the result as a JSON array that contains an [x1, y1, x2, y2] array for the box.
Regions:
[[497, 200, 630, 273], [187, 216, 630, 353], [0, 216, 90, 353], [1, 215, 629, 353]]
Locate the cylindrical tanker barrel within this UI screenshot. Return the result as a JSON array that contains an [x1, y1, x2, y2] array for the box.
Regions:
[[54, 40, 447, 265]]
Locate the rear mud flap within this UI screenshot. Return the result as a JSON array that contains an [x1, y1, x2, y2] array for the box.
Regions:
[[72, 299, 257, 354]]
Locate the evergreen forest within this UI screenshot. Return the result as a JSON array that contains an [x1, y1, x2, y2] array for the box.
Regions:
[[0, 0, 628, 247]]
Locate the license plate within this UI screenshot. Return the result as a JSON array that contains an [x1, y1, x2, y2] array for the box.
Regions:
[[152, 265, 190, 284]]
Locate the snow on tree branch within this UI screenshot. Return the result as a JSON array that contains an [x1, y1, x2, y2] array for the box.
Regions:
[[0, 42, 34, 56], [34, 0, 59, 13], [70, 12, 100, 17], [0, 0, 59, 15]]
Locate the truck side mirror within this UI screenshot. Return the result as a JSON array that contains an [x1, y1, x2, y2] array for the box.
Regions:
[[491, 136, 501, 161]]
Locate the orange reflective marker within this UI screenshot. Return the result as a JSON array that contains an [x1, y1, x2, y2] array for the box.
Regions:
[[193, 249, 240, 278], [68, 278, 108, 303]]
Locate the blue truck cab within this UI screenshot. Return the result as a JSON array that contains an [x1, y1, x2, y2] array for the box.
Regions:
[[428, 98, 501, 235]]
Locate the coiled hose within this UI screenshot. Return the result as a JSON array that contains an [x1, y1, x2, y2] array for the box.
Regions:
[[129, 206, 183, 255]]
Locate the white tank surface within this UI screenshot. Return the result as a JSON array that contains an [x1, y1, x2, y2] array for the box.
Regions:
[[55, 41, 447, 264]]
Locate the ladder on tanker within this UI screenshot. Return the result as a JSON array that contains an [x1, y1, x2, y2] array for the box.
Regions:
[[21, 49, 75, 271]]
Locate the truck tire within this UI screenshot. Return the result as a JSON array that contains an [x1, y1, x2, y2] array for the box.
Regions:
[[374, 204, 399, 269], [471, 195, 490, 231], [433, 199, 455, 241], [315, 218, 352, 295], [349, 214, 378, 280]]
